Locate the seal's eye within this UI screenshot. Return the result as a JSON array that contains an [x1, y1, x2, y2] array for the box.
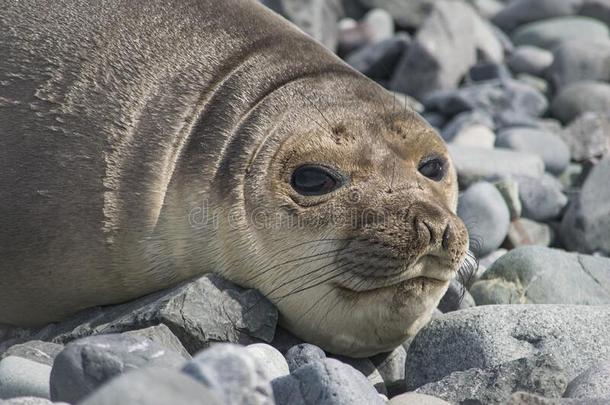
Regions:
[[418, 156, 446, 182], [291, 165, 344, 196]]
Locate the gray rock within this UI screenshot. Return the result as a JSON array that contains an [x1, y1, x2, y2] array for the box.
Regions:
[[50, 334, 185, 403], [0, 357, 51, 400], [508, 46, 554, 77], [551, 80, 610, 123], [0, 398, 67, 405], [361, 8, 394, 44], [272, 358, 384, 405], [581, 0, 610, 25], [0, 341, 63, 367], [466, 62, 512, 83], [513, 174, 568, 222], [448, 145, 545, 188], [546, 39, 610, 90], [564, 360, 610, 399], [246, 343, 290, 381], [415, 354, 568, 404], [512, 16, 610, 50], [441, 110, 495, 143], [19, 274, 277, 355], [517, 73, 550, 96], [390, 1, 502, 99], [470, 246, 610, 305], [346, 34, 410, 80], [561, 156, 610, 255], [478, 249, 508, 270], [506, 391, 610, 404], [285, 344, 326, 372], [405, 305, 610, 390], [450, 124, 496, 149], [77, 367, 222, 405], [370, 345, 407, 397], [560, 112, 610, 161], [331, 356, 386, 395], [492, 0, 583, 32], [388, 392, 450, 404], [182, 343, 274, 405], [261, 0, 343, 51], [506, 218, 552, 248], [437, 279, 475, 313], [122, 324, 191, 360], [355, 0, 440, 29], [496, 127, 571, 175], [494, 178, 522, 220], [457, 182, 511, 257]]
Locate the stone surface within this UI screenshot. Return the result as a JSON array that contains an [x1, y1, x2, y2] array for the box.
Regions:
[[449, 145, 545, 188], [246, 343, 290, 381], [466, 62, 511, 83], [546, 39, 610, 90], [512, 16, 610, 50], [122, 324, 191, 360], [405, 305, 610, 390], [370, 345, 407, 397], [564, 360, 610, 399], [496, 127, 571, 175], [494, 178, 522, 220], [0, 356, 51, 400], [492, 0, 584, 32], [508, 45, 554, 77], [551, 81, 610, 124], [441, 110, 494, 143], [182, 343, 274, 405], [561, 156, 610, 255], [560, 112, 610, 161], [9, 274, 277, 356], [346, 34, 409, 80], [390, 1, 502, 99], [506, 218, 552, 248], [470, 246, 610, 305], [356, 0, 443, 29], [285, 344, 326, 373], [331, 356, 386, 395], [513, 174, 568, 222], [0, 399, 67, 405], [272, 358, 384, 405], [0, 341, 63, 367], [507, 391, 610, 404], [415, 354, 568, 404], [451, 124, 496, 149], [457, 182, 511, 257], [50, 334, 186, 403], [437, 279, 476, 313], [77, 367, 222, 405], [388, 392, 450, 404]]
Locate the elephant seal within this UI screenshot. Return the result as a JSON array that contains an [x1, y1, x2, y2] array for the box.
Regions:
[[0, 0, 469, 356]]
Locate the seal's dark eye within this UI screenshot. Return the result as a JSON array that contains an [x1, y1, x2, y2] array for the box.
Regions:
[[291, 165, 344, 196], [418, 156, 446, 182]]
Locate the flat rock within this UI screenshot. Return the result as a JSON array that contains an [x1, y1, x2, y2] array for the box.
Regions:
[[546, 39, 610, 90], [77, 367, 222, 405], [0, 341, 63, 367], [560, 112, 610, 161], [0, 357, 51, 400], [122, 324, 191, 359], [492, 0, 584, 32], [50, 334, 186, 403], [512, 16, 609, 50], [415, 354, 568, 404], [561, 156, 610, 255], [272, 358, 384, 405], [469, 246, 610, 305], [405, 305, 610, 390], [508, 45, 554, 77], [551, 80, 610, 123], [564, 360, 610, 399]]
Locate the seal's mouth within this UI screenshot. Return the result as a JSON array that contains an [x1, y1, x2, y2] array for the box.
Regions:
[[335, 275, 448, 295]]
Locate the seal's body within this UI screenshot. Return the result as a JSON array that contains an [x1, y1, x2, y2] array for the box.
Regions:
[[1, 0, 468, 356]]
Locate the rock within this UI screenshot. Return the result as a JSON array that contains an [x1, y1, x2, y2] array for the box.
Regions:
[[546, 39, 610, 90], [564, 360, 610, 399], [466, 62, 512, 83], [506, 218, 552, 248], [361, 8, 394, 44], [20, 274, 277, 355], [496, 127, 571, 175], [457, 182, 511, 257], [561, 156, 610, 255], [415, 354, 568, 404], [388, 392, 450, 404], [507, 391, 610, 404], [552, 81, 610, 124], [285, 344, 326, 372], [478, 249, 508, 270], [437, 279, 475, 313], [404, 305, 610, 390], [0, 341, 63, 367], [508, 46, 554, 77], [560, 112, 610, 161], [466, 0, 505, 19], [422, 111, 447, 129], [441, 110, 495, 143], [182, 343, 274, 405], [470, 246, 610, 305], [581, 0, 610, 25], [261, 0, 343, 51], [494, 178, 522, 220], [450, 124, 496, 149], [246, 343, 290, 380], [77, 367, 222, 405], [389, 1, 502, 99], [346, 34, 409, 80], [331, 356, 386, 395], [492, 0, 584, 32], [49, 334, 185, 403], [355, 0, 439, 29], [517, 73, 550, 96], [0, 357, 51, 400], [269, 327, 304, 355], [370, 345, 407, 397], [0, 399, 67, 405], [512, 174, 568, 222], [272, 358, 384, 405], [122, 324, 191, 359], [448, 145, 545, 188], [512, 16, 610, 50]]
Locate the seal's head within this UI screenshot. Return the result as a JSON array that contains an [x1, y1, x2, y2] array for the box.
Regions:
[[211, 82, 469, 357]]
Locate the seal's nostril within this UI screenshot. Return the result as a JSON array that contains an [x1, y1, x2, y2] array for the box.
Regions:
[[442, 224, 452, 250], [423, 220, 435, 245]]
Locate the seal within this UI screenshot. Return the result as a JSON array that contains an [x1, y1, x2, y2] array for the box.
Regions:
[[0, 0, 469, 356]]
